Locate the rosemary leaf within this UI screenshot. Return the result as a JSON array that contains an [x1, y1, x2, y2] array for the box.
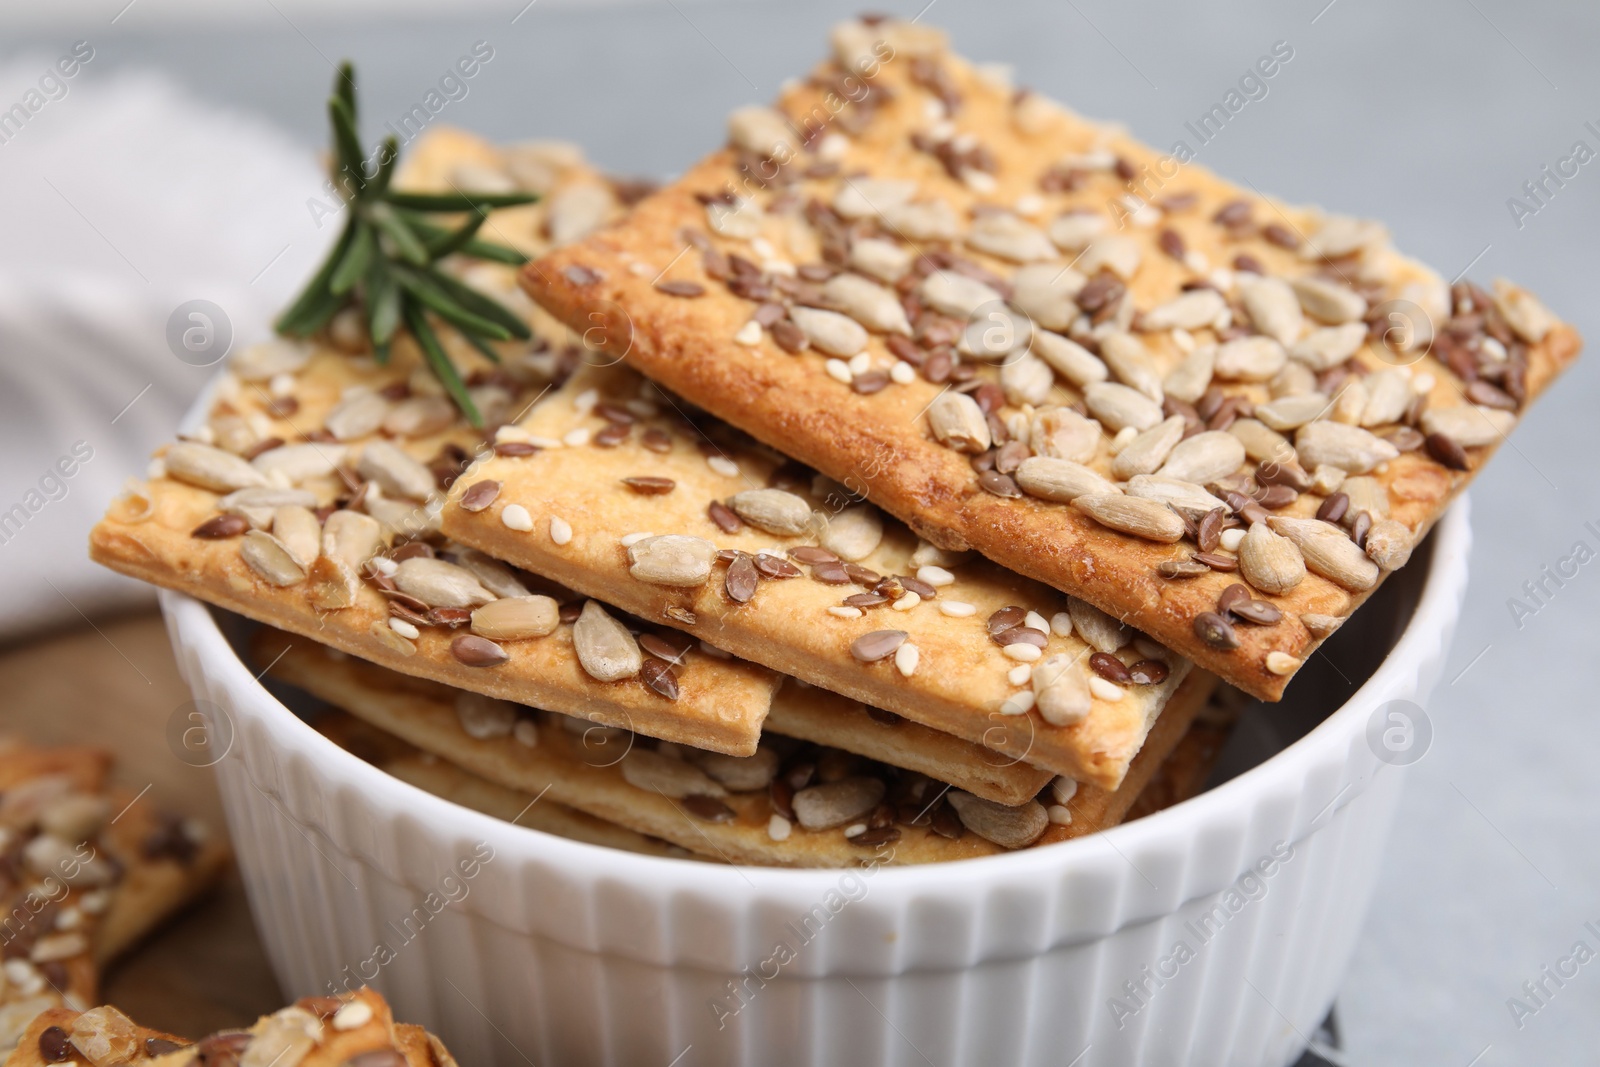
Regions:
[[420, 266, 532, 340], [384, 190, 536, 212], [330, 221, 375, 296], [405, 301, 482, 428], [366, 258, 401, 351], [423, 207, 492, 258], [329, 96, 367, 197], [369, 203, 430, 266], [390, 265, 514, 341]]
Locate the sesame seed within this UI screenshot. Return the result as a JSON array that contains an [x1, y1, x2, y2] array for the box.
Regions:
[[828, 606, 864, 619], [894, 642, 920, 677], [1089, 677, 1125, 701], [268, 373, 295, 398], [891, 591, 922, 611], [999, 691, 1035, 715], [619, 531, 654, 547], [527, 435, 564, 449], [563, 427, 592, 447], [495, 424, 531, 443], [332, 1000, 374, 1031], [573, 388, 599, 413], [843, 823, 868, 839], [825, 359, 853, 384], [1049, 612, 1073, 637], [1007, 664, 1032, 686], [707, 456, 740, 478], [890, 361, 917, 384], [768, 814, 793, 841], [549, 516, 572, 545], [1046, 804, 1073, 826], [1003, 644, 1041, 663], [501, 504, 534, 531], [1220, 528, 1246, 552], [916, 565, 955, 587], [389, 618, 420, 640], [940, 601, 978, 618], [1024, 610, 1050, 634], [1015, 194, 1044, 216], [734, 320, 763, 345], [1413, 372, 1436, 394], [847, 352, 872, 376], [751, 237, 776, 259]]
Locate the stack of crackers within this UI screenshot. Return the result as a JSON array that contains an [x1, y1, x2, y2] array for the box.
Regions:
[[89, 19, 1575, 868]]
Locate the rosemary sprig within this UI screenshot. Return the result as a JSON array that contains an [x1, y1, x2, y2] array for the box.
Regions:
[[275, 61, 537, 427]]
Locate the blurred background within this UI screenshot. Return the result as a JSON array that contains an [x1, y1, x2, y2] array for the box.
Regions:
[[1, 0, 1596, 1061]]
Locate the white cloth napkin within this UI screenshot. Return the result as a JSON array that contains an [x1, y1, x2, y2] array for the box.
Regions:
[[0, 59, 333, 639]]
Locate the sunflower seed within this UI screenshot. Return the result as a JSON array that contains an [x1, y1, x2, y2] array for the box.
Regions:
[[1111, 416, 1185, 479], [621, 749, 727, 799], [1291, 276, 1367, 324], [1031, 653, 1092, 725], [1227, 418, 1296, 467], [1238, 276, 1303, 345], [270, 505, 321, 569], [848, 237, 913, 283], [787, 306, 867, 359], [1419, 405, 1515, 448], [729, 489, 813, 534], [1215, 336, 1287, 382], [323, 391, 390, 441], [573, 600, 642, 681], [1294, 422, 1399, 474], [1303, 214, 1387, 259], [881, 199, 962, 241], [1162, 344, 1216, 405], [320, 509, 382, 571], [727, 104, 795, 159], [1491, 279, 1555, 343], [1124, 475, 1227, 514], [1084, 382, 1163, 433], [966, 211, 1056, 262], [382, 395, 456, 438], [1011, 457, 1115, 503], [927, 392, 993, 453], [1289, 323, 1367, 371], [1077, 234, 1142, 279], [216, 487, 317, 530], [1010, 264, 1085, 331], [394, 557, 497, 609], [821, 273, 911, 335], [1268, 517, 1380, 591], [1253, 393, 1329, 432], [239, 530, 305, 586], [468, 595, 561, 641], [231, 338, 312, 381], [1340, 476, 1389, 520], [1358, 369, 1411, 428], [454, 692, 518, 740], [1142, 288, 1227, 331], [688, 747, 780, 792], [1027, 407, 1101, 463], [918, 270, 1004, 318], [251, 443, 347, 485], [819, 504, 884, 561], [165, 442, 268, 493], [1270, 360, 1319, 399], [1096, 332, 1163, 402], [1068, 598, 1128, 653], [1364, 519, 1414, 570], [357, 441, 436, 501], [1030, 330, 1109, 388], [832, 177, 916, 220], [792, 777, 886, 830], [947, 792, 1048, 849], [627, 535, 718, 587], [999, 351, 1055, 406], [1156, 430, 1246, 485], [1238, 521, 1305, 595], [1047, 210, 1108, 251]]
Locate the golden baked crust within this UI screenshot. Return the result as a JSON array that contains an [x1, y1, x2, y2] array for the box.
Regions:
[[4, 988, 454, 1066], [0, 742, 226, 1058], [441, 361, 1189, 789], [259, 629, 1219, 866], [521, 19, 1580, 701]]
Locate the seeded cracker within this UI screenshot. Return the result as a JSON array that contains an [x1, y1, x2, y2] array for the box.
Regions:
[[88, 129, 779, 756], [258, 630, 1220, 866], [521, 18, 1581, 700], [0, 739, 227, 1057], [5, 987, 459, 1066], [442, 362, 1192, 789]]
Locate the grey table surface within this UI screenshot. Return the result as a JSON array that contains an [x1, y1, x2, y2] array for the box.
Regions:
[[4, 0, 1599, 1062]]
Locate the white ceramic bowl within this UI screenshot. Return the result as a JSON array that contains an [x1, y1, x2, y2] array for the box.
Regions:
[[161, 494, 1469, 1067]]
